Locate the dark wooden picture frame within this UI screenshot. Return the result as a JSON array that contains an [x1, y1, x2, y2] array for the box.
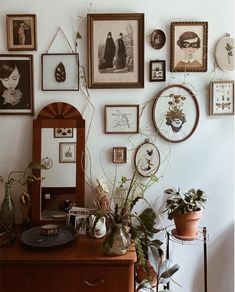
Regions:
[[170, 22, 208, 72], [87, 13, 144, 88], [6, 14, 37, 51], [0, 54, 34, 115], [149, 60, 166, 82], [150, 29, 166, 50], [113, 147, 127, 163], [59, 142, 76, 163]]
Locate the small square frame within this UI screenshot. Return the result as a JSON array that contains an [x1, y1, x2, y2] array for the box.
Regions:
[[210, 81, 234, 115], [113, 147, 127, 163], [6, 14, 37, 51], [149, 60, 166, 82], [54, 128, 73, 138], [59, 142, 76, 163]]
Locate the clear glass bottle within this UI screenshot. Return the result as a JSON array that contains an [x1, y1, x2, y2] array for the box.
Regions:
[[0, 183, 15, 231]]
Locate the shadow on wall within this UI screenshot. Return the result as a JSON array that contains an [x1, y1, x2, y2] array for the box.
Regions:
[[192, 223, 234, 292]]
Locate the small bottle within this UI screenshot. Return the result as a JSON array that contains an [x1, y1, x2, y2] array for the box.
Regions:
[[0, 183, 15, 231]]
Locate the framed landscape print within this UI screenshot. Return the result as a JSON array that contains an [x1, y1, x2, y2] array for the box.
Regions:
[[0, 54, 34, 115], [152, 84, 199, 143], [112, 147, 127, 163], [210, 81, 234, 115], [170, 22, 208, 72], [41, 54, 79, 91], [59, 142, 76, 163], [87, 13, 144, 88], [6, 14, 37, 51], [105, 105, 139, 134], [149, 60, 166, 82]]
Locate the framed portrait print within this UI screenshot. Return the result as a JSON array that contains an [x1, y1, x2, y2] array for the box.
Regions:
[[210, 81, 234, 115], [150, 29, 166, 50], [150, 60, 166, 82], [59, 142, 76, 163], [113, 147, 127, 163], [170, 22, 208, 72], [0, 54, 34, 115], [152, 84, 199, 143], [41, 54, 79, 91], [6, 14, 37, 51], [54, 128, 73, 138], [135, 139, 160, 177], [105, 105, 139, 134], [87, 13, 144, 88]]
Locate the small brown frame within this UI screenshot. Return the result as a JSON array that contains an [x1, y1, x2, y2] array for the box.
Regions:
[[87, 13, 144, 88], [150, 60, 166, 82], [113, 147, 127, 163], [150, 29, 166, 50], [59, 142, 76, 163], [6, 14, 37, 51], [170, 21, 208, 72], [54, 128, 74, 138]]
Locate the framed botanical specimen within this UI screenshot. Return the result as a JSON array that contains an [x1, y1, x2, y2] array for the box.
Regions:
[[150, 29, 166, 50], [105, 105, 139, 134], [59, 142, 76, 163], [0, 54, 34, 115], [135, 139, 160, 177], [41, 54, 79, 91], [152, 84, 199, 143], [170, 22, 208, 72], [210, 81, 234, 115], [6, 14, 37, 51], [54, 128, 73, 138], [87, 13, 144, 88], [215, 34, 234, 71], [113, 147, 127, 163], [149, 60, 166, 82]]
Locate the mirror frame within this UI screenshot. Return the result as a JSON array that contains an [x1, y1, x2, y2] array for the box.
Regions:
[[31, 102, 85, 225]]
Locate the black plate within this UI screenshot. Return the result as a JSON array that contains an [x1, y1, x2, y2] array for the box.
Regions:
[[21, 225, 77, 248]]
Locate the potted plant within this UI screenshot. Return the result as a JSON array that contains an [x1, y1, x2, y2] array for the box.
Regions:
[[163, 188, 206, 239]]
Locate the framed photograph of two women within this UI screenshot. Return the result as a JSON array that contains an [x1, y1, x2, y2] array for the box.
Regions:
[[87, 13, 144, 88]]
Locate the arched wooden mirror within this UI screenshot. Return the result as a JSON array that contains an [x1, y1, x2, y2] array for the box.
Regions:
[[31, 102, 85, 225]]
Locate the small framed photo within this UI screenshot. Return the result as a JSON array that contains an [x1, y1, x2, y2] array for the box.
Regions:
[[113, 147, 127, 163], [41, 54, 79, 91], [150, 29, 166, 50], [59, 142, 76, 163], [87, 13, 144, 88], [105, 105, 139, 134], [6, 14, 37, 51], [170, 21, 208, 72], [150, 60, 166, 82], [0, 54, 34, 115], [54, 128, 73, 138], [210, 81, 234, 115]]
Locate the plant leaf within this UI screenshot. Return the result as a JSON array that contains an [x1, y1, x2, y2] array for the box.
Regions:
[[55, 62, 66, 82], [147, 245, 160, 274]]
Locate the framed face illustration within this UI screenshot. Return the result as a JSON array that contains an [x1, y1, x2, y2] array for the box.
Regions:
[[152, 84, 200, 143]]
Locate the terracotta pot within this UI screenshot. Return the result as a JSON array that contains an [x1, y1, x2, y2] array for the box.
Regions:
[[173, 209, 202, 237], [136, 261, 157, 288]]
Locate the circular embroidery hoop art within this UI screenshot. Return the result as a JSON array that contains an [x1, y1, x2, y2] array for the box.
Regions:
[[152, 84, 200, 143], [215, 34, 234, 72]]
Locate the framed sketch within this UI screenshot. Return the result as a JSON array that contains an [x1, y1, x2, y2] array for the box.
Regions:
[[54, 128, 73, 138], [210, 81, 234, 115], [0, 54, 34, 115], [150, 60, 166, 82], [105, 105, 139, 134], [59, 142, 76, 163], [152, 84, 199, 143], [41, 54, 79, 91], [6, 14, 37, 51], [150, 29, 166, 50], [135, 139, 160, 177], [113, 147, 127, 163], [170, 22, 208, 72], [87, 13, 144, 88], [215, 35, 234, 71]]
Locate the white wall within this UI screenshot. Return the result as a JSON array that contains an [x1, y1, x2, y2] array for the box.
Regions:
[[0, 0, 234, 291]]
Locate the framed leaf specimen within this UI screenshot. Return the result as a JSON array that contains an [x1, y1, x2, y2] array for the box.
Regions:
[[41, 53, 79, 91]]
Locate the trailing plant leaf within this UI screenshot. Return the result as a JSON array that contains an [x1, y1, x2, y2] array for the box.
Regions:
[[129, 196, 142, 212], [136, 279, 154, 291], [159, 260, 180, 282], [147, 244, 160, 274], [55, 62, 66, 82]]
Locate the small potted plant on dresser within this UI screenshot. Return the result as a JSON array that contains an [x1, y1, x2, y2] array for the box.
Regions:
[[163, 188, 206, 240]]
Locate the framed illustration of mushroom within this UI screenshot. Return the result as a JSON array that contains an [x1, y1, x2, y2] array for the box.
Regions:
[[41, 53, 79, 91], [152, 84, 199, 143]]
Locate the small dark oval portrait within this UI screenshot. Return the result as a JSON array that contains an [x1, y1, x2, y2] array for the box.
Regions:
[[150, 29, 166, 50]]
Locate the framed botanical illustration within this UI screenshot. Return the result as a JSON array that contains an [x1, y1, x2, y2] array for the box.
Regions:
[[113, 147, 127, 163], [59, 142, 76, 163], [152, 84, 199, 143], [6, 14, 37, 51], [170, 22, 208, 72], [105, 105, 139, 134], [210, 81, 234, 115], [0, 54, 34, 115], [41, 54, 79, 91], [87, 13, 144, 88], [150, 29, 166, 50], [150, 60, 166, 82], [54, 128, 73, 138], [215, 35, 234, 72], [135, 139, 160, 177]]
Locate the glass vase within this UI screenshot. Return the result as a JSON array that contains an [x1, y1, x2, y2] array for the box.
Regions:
[[0, 183, 15, 231]]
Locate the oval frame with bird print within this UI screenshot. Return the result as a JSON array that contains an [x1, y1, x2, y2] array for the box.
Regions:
[[134, 139, 161, 177]]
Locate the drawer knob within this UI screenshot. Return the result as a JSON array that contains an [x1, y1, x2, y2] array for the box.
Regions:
[[82, 278, 105, 287]]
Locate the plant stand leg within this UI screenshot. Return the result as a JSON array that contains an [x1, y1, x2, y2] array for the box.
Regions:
[[203, 227, 207, 292]]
